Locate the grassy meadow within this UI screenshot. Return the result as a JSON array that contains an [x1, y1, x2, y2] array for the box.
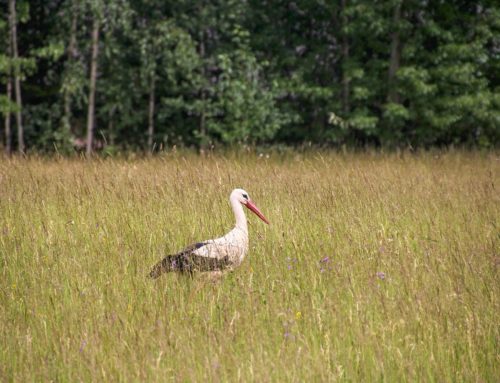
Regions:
[[0, 151, 498, 381]]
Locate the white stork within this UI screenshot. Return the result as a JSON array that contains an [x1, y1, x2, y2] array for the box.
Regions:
[[149, 188, 269, 278]]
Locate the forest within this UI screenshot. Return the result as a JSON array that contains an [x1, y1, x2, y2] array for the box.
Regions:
[[1, 0, 499, 154]]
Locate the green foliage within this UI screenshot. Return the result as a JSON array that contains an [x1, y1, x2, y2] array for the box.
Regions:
[[0, 94, 17, 116], [31, 42, 65, 61], [1, 0, 499, 152], [136, 18, 202, 147], [206, 48, 286, 144]]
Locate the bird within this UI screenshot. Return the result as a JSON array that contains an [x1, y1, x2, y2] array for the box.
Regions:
[[149, 188, 269, 279]]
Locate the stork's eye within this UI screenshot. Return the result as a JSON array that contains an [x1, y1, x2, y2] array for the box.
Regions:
[[242, 193, 248, 200]]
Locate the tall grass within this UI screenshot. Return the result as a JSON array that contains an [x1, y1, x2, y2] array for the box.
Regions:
[[1, 151, 498, 381]]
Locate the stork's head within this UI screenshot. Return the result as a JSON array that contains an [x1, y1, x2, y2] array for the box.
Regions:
[[231, 188, 269, 224]]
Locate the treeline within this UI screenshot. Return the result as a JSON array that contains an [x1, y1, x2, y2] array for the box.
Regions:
[[1, 0, 499, 154]]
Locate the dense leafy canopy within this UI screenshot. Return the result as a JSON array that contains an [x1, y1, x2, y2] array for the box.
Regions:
[[1, 0, 499, 153]]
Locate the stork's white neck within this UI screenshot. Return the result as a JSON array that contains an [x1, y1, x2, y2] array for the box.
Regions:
[[230, 195, 248, 232]]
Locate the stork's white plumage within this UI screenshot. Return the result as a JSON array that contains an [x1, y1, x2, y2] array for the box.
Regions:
[[149, 189, 269, 278]]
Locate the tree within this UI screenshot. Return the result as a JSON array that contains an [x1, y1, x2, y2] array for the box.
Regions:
[[340, 0, 350, 116], [387, 0, 402, 105], [62, 1, 79, 139], [387, 0, 500, 146], [138, 19, 168, 152], [86, 12, 100, 156], [1, 13, 13, 155], [9, 0, 24, 153]]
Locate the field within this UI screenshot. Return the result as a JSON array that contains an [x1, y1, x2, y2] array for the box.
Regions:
[[0, 151, 498, 381]]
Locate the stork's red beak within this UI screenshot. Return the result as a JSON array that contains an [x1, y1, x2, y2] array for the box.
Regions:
[[245, 200, 270, 224]]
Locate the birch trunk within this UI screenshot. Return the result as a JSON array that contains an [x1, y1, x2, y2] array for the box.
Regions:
[[4, 79, 12, 155], [9, 0, 24, 153], [63, 4, 78, 134], [388, 2, 402, 104], [4, 9, 12, 155], [340, 0, 350, 115], [86, 17, 100, 156], [147, 75, 156, 152], [199, 32, 207, 146]]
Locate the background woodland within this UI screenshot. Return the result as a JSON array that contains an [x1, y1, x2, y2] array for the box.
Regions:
[[1, 0, 499, 154]]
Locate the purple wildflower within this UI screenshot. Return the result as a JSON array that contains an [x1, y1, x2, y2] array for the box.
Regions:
[[376, 272, 386, 280], [320, 256, 330, 263], [79, 340, 87, 352], [286, 257, 297, 270]]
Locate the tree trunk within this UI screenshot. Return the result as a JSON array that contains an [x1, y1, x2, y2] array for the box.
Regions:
[[147, 75, 156, 152], [108, 105, 115, 146], [4, 76, 12, 156], [9, 0, 24, 153], [63, 4, 78, 134], [199, 31, 207, 147], [340, 0, 350, 115], [388, 2, 402, 104], [4, 9, 13, 155], [86, 17, 100, 156]]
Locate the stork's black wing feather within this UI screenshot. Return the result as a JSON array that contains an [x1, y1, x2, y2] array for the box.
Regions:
[[148, 242, 230, 279]]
